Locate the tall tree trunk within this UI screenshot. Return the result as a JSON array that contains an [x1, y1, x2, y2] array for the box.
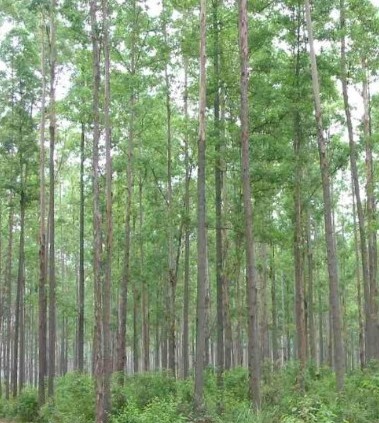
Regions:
[[48, 0, 57, 398], [78, 122, 85, 372], [182, 54, 190, 379], [271, 246, 279, 367], [304, 0, 345, 391], [90, 1, 104, 420], [5, 199, 14, 400], [213, 0, 224, 398], [139, 179, 149, 372], [294, 115, 306, 380], [13, 184, 26, 397], [38, 15, 47, 405], [351, 179, 365, 369], [293, 5, 306, 380], [102, 0, 112, 418], [340, 0, 371, 365], [239, 0, 261, 408], [194, 0, 207, 411], [306, 215, 316, 363], [164, 41, 177, 377], [116, 0, 136, 383], [362, 59, 379, 361]]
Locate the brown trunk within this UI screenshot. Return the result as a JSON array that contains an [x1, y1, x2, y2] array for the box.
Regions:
[[194, 0, 207, 411], [162, 9, 177, 375], [102, 0, 112, 417], [182, 54, 190, 379], [293, 6, 307, 379], [139, 180, 149, 372], [133, 283, 139, 374], [306, 215, 316, 363], [90, 1, 104, 420], [270, 246, 279, 367], [239, 0, 261, 408], [340, 0, 371, 364], [351, 179, 365, 369], [5, 199, 14, 399], [304, 0, 345, 391], [13, 184, 26, 397], [116, 0, 136, 382], [259, 245, 269, 362], [48, 0, 57, 398], [38, 15, 47, 405], [78, 122, 85, 372], [213, 0, 224, 397], [362, 59, 379, 361]]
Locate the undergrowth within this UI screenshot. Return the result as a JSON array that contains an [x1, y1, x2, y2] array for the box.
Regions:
[[1, 363, 378, 422]]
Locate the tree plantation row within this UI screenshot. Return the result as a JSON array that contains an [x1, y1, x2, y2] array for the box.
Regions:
[[0, 0, 379, 422]]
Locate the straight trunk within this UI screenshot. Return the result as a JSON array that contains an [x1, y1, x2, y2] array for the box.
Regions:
[[239, 0, 261, 408], [351, 179, 365, 369], [304, 0, 345, 391], [13, 188, 26, 397], [306, 215, 316, 363], [340, 0, 371, 364], [271, 246, 279, 367], [213, 0, 224, 396], [90, 1, 104, 421], [48, 0, 57, 398], [5, 200, 14, 399], [78, 122, 85, 372], [362, 59, 379, 360], [102, 0, 112, 418], [38, 16, 47, 405], [194, 0, 207, 411], [182, 54, 190, 379]]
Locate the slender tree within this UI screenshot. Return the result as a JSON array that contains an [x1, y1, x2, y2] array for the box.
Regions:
[[38, 14, 47, 404], [304, 0, 345, 391], [194, 0, 207, 411], [239, 0, 261, 408]]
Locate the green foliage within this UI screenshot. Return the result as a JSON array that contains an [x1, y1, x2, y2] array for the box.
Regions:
[[118, 372, 177, 410], [111, 398, 187, 423], [14, 388, 39, 422], [39, 373, 95, 423]]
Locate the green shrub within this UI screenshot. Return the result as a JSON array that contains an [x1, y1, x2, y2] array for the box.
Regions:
[[111, 398, 187, 423], [40, 373, 95, 423], [15, 388, 39, 422], [122, 372, 177, 409]]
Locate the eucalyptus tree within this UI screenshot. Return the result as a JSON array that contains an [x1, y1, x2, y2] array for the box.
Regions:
[[304, 0, 345, 391], [0, 24, 39, 396], [194, 0, 207, 412], [238, 0, 261, 407]]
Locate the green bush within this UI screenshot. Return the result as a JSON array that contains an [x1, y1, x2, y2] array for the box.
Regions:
[[121, 372, 177, 409], [40, 373, 95, 423], [111, 398, 187, 423], [15, 388, 39, 422]]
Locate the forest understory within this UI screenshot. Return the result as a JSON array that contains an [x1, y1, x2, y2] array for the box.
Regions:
[[0, 364, 379, 423], [2, 0, 379, 422]]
